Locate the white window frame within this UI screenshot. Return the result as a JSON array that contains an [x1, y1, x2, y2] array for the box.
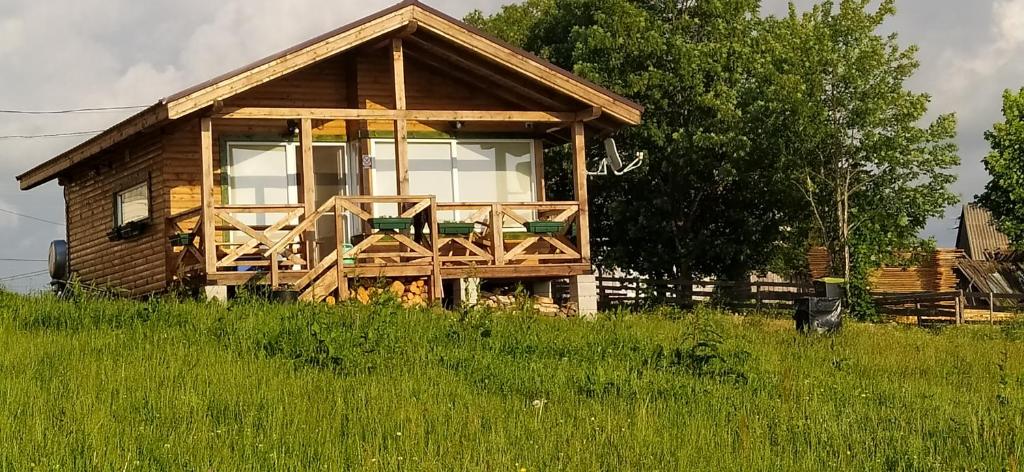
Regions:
[[114, 182, 150, 227], [368, 138, 538, 203]]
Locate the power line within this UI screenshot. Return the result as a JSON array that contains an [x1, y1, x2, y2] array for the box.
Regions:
[[0, 105, 148, 115], [0, 259, 47, 262], [0, 270, 49, 283], [0, 207, 65, 227], [0, 130, 104, 140]]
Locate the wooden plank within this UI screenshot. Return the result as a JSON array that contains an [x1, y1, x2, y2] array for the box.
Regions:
[[392, 38, 411, 196], [491, 204, 505, 266], [216, 107, 583, 122], [533, 140, 546, 201], [571, 122, 591, 262], [300, 118, 317, 265], [200, 118, 217, 276], [428, 197, 443, 301], [335, 200, 349, 300]]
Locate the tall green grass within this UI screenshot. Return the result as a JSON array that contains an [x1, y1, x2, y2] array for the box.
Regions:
[[0, 291, 1020, 471]]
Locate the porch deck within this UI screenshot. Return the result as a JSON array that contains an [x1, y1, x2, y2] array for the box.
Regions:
[[168, 196, 590, 301]]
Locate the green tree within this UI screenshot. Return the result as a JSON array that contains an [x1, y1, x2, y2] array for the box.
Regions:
[[978, 88, 1024, 247], [469, 0, 803, 281], [755, 0, 960, 293]]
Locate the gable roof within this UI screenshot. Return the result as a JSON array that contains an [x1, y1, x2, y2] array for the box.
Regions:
[[957, 204, 1011, 261], [17, 0, 643, 191]]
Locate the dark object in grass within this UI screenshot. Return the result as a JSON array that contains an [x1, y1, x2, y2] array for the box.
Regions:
[[795, 298, 844, 334], [370, 217, 414, 232], [524, 221, 564, 234], [272, 290, 300, 303]]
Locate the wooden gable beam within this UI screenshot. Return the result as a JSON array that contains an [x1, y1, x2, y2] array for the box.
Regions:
[[165, 8, 415, 119], [215, 107, 595, 123], [402, 36, 567, 111], [410, 6, 642, 125]]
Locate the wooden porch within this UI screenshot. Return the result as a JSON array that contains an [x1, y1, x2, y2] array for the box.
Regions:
[[168, 196, 590, 301]]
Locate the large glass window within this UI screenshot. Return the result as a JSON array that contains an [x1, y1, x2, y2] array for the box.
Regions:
[[371, 139, 535, 207], [225, 143, 297, 243], [456, 141, 535, 203]]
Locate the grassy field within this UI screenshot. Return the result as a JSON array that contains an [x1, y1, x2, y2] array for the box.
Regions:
[[0, 291, 1021, 471]]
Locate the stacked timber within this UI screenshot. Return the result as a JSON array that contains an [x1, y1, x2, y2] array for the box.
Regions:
[[810, 247, 965, 294], [353, 279, 430, 307]]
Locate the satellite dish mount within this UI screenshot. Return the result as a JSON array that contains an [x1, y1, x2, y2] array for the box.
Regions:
[[590, 138, 645, 176]]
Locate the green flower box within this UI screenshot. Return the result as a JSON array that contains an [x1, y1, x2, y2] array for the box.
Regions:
[[370, 217, 414, 232], [438, 222, 476, 236], [525, 221, 565, 235], [169, 233, 196, 247]]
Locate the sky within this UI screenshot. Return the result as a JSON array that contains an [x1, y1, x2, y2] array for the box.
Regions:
[[0, 0, 1022, 291]]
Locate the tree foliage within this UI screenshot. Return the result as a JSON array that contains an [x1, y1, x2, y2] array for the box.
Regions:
[[978, 88, 1024, 247], [468, 0, 960, 295]]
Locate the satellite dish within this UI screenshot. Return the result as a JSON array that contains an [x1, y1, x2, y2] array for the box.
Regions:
[[604, 138, 625, 172], [590, 138, 645, 176]]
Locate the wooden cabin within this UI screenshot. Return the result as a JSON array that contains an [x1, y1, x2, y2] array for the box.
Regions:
[[16, 1, 643, 312]]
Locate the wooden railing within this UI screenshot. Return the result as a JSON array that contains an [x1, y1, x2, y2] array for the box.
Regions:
[[167, 207, 205, 281], [435, 201, 583, 268], [172, 197, 585, 300], [213, 204, 310, 278]]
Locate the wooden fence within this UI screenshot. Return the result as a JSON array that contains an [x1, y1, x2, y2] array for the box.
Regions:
[[590, 276, 1021, 325], [593, 276, 813, 311]]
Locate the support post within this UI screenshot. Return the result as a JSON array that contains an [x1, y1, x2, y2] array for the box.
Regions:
[[533, 139, 546, 202], [429, 197, 443, 302], [335, 198, 349, 300], [200, 118, 217, 276], [392, 38, 410, 196], [571, 122, 591, 262], [452, 278, 480, 306], [570, 274, 599, 318], [491, 203, 505, 266], [300, 118, 316, 264]]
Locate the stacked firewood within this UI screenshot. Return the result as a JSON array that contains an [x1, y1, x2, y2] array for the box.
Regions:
[[478, 292, 578, 317], [353, 279, 430, 307]]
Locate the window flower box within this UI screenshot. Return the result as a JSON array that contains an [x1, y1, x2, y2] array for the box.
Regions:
[[438, 222, 476, 236], [370, 217, 414, 232], [169, 232, 196, 247], [525, 221, 564, 235]]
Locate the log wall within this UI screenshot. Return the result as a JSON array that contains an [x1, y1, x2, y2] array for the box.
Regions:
[[64, 132, 168, 295]]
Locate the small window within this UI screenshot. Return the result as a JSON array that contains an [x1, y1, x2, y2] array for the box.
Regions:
[[115, 183, 150, 227]]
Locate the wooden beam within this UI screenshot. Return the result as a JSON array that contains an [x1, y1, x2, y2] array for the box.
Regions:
[[392, 38, 410, 195], [571, 122, 591, 263], [216, 107, 583, 123], [403, 35, 566, 110], [166, 9, 415, 118], [300, 118, 316, 263], [412, 7, 642, 125], [533, 139, 546, 202], [200, 118, 218, 276], [18, 105, 168, 190]]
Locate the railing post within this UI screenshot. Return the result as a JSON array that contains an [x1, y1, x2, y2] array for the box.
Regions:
[[491, 203, 505, 266], [428, 197, 443, 301], [335, 197, 349, 301], [989, 292, 995, 326]]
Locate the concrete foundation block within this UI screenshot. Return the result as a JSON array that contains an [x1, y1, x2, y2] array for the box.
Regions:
[[452, 278, 481, 306], [569, 275, 599, 317], [203, 285, 229, 303]]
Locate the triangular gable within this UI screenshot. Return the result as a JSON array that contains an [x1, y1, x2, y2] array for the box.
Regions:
[[164, 1, 642, 123]]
